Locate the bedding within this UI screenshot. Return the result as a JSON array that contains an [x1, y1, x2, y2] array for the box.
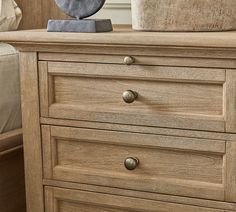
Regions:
[[0, 43, 21, 133], [0, 0, 22, 32]]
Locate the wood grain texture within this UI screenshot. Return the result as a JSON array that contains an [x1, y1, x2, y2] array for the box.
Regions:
[[41, 61, 225, 132], [43, 179, 236, 211], [12, 28, 236, 211], [20, 52, 44, 212], [39, 61, 49, 117], [52, 78, 222, 116], [39, 51, 236, 69], [45, 186, 225, 212], [15, 0, 68, 30], [42, 125, 226, 201], [39, 117, 236, 142], [225, 70, 236, 133], [225, 141, 236, 202], [40, 0, 68, 27], [41, 126, 52, 180], [15, 0, 42, 29], [48, 61, 226, 83], [39, 51, 236, 70], [39, 47, 236, 61], [0, 128, 23, 152], [132, 0, 236, 31], [2, 28, 236, 48], [50, 126, 226, 154]]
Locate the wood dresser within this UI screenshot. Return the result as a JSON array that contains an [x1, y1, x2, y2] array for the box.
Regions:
[[1, 27, 236, 212]]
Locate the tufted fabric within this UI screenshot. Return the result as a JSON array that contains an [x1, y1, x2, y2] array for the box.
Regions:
[[0, 0, 22, 32]]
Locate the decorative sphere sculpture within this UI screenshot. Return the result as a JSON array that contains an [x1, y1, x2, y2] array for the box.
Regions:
[[47, 0, 113, 33], [55, 0, 106, 19]]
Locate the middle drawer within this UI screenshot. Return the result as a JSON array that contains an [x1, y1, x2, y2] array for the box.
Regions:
[[39, 61, 226, 132], [42, 125, 226, 201]]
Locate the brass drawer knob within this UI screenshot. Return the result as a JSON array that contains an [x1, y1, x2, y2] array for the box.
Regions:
[[124, 56, 135, 65], [122, 90, 138, 104], [124, 157, 139, 170]]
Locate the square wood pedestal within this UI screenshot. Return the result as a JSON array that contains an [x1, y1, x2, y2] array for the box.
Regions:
[[1, 27, 236, 212]]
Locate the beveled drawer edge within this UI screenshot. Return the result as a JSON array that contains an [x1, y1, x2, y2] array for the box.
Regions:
[[43, 179, 236, 211], [47, 61, 226, 83], [45, 186, 227, 212], [49, 125, 225, 153], [38, 46, 236, 60], [48, 104, 225, 133], [40, 117, 236, 141], [42, 125, 227, 202]]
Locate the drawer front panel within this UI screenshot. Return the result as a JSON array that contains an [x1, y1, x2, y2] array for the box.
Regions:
[[39, 61, 227, 132], [45, 186, 225, 212], [42, 125, 226, 201]]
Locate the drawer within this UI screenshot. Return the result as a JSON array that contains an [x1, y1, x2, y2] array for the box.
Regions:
[[42, 125, 229, 201], [45, 186, 225, 212], [39, 61, 236, 132]]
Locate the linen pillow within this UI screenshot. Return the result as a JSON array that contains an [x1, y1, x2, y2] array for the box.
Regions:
[[0, 0, 22, 31]]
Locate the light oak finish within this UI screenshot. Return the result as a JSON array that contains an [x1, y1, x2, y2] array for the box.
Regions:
[[43, 179, 236, 211], [39, 61, 227, 132], [4, 28, 236, 211], [2, 28, 236, 48], [225, 141, 236, 202], [45, 186, 227, 212], [225, 70, 236, 132], [39, 117, 236, 141], [42, 125, 225, 201], [20, 52, 44, 212], [39, 49, 236, 61], [38, 52, 236, 69]]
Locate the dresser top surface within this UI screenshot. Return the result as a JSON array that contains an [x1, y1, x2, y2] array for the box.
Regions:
[[1, 26, 236, 48]]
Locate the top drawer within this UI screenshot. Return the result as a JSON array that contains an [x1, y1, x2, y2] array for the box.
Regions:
[[39, 60, 236, 132]]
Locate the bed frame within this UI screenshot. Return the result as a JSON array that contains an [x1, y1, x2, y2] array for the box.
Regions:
[[0, 1, 65, 211], [0, 129, 25, 212]]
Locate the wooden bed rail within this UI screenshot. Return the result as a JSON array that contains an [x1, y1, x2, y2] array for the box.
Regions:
[[0, 128, 26, 212], [0, 128, 23, 152]]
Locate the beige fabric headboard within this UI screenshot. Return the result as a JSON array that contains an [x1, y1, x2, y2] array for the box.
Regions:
[[15, 0, 68, 30]]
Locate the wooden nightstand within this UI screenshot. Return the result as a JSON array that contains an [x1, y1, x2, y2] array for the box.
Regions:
[[1, 28, 236, 212]]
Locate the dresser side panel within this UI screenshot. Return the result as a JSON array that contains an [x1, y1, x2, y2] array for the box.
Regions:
[[20, 52, 44, 212]]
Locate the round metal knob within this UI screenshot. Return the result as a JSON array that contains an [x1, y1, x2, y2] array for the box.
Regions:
[[122, 90, 138, 104], [124, 157, 139, 171], [124, 56, 135, 65]]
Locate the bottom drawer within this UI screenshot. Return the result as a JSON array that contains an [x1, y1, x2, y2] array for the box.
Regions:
[[42, 126, 226, 201], [45, 186, 224, 212]]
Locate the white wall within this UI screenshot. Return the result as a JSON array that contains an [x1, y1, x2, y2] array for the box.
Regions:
[[92, 0, 132, 24]]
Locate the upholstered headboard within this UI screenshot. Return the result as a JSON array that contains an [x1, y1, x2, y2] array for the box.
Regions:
[[15, 0, 68, 29]]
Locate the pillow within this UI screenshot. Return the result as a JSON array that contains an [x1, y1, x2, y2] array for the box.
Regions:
[[0, 0, 22, 31]]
